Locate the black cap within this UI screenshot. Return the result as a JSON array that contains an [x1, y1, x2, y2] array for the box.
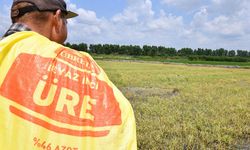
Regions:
[[11, 0, 78, 19]]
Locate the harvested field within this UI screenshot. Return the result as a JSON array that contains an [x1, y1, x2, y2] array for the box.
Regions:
[[97, 60, 250, 149]]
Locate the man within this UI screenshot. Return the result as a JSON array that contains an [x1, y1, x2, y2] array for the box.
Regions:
[[0, 0, 137, 149]]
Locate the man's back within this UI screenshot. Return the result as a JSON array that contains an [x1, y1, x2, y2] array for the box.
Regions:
[[0, 31, 137, 150]]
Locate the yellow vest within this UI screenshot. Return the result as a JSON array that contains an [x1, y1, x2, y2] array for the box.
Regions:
[[0, 31, 137, 150]]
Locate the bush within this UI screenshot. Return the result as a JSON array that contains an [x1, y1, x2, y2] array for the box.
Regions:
[[188, 56, 249, 62]]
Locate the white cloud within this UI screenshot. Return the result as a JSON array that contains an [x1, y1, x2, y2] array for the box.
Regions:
[[112, 0, 154, 24], [192, 1, 250, 39], [206, 16, 244, 37], [65, 0, 105, 43], [209, 0, 248, 16], [0, 5, 11, 37], [66, 0, 156, 45], [146, 13, 184, 32], [180, 0, 250, 49], [161, 0, 204, 11], [192, 7, 208, 26]]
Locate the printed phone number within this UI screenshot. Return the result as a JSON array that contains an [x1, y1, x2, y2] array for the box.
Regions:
[[33, 137, 78, 150]]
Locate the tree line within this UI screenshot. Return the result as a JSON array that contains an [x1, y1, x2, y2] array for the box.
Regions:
[[64, 42, 250, 62]]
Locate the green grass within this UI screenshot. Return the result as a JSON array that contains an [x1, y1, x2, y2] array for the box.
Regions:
[[97, 60, 250, 149], [92, 54, 250, 68]]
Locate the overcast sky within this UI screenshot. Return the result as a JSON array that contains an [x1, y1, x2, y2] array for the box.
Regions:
[[1, 0, 250, 50]]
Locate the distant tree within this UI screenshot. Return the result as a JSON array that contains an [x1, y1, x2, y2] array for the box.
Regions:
[[204, 49, 213, 56], [195, 48, 205, 55], [178, 48, 193, 56], [215, 48, 228, 56], [166, 48, 177, 56], [103, 44, 112, 54], [70, 44, 79, 50], [97, 44, 104, 54], [151, 46, 158, 56], [132, 45, 142, 56], [64, 42, 246, 59], [78, 43, 88, 52], [119, 45, 128, 55], [89, 44, 95, 53], [228, 50, 236, 57], [143, 45, 151, 56], [127, 45, 133, 55], [111, 44, 120, 54], [237, 50, 248, 57], [89, 44, 103, 54], [157, 46, 166, 56], [64, 42, 71, 48]]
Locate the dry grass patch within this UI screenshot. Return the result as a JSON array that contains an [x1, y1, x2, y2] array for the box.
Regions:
[[97, 60, 250, 149]]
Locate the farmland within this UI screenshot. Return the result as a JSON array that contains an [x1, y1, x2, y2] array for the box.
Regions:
[[97, 60, 250, 149], [92, 54, 250, 68]]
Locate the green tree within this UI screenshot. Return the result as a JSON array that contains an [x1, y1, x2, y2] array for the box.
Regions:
[[119, 45, 128, 55], [178, 48, 193, 56], [215, 48, 228, 56], [204, 49, 213, 56], [71, 44, 79, 50], [64, 42, 71, 48], [143, 45, 151, 56], [166, 48, 177, 56], [237, 50, 248, 57], [78, 43, 88, 52], [228, 50, 236, 57]]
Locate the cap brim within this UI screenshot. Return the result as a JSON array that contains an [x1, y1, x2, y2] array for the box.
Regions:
[[66, 11, 78, 19]]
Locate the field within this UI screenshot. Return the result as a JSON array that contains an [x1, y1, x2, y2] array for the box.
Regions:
[[97, 60, 250, 149]]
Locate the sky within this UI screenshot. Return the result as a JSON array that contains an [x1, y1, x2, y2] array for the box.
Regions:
[[1, 0, 250, 50]]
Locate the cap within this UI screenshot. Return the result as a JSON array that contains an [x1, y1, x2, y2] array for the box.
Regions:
[[11, 0, 78, 19]]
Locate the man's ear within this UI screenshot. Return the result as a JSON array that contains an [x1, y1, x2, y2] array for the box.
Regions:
[[53, 9, 62, 33]]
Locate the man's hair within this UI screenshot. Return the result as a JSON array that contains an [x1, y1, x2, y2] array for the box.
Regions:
[[11, 2, 51, 25]]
